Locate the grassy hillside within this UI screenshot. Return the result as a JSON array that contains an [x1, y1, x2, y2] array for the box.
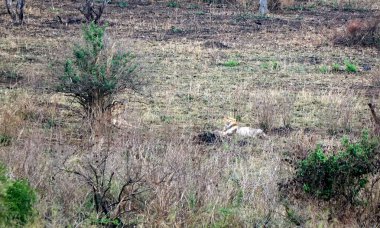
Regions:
[[0, 0, 379, 226]]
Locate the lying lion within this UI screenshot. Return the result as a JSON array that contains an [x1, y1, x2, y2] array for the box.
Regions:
[[215, 117, 267, 138]]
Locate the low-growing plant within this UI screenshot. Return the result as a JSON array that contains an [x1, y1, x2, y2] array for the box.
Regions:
[[344, 60, 358, 73], [222, 60, 240, 67], [332, 63, 341, 72], [297, 131, 379, 203], [319, 65, 329, 74]]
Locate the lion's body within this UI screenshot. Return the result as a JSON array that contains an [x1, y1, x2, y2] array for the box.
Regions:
[[221, 117, 267, 138]]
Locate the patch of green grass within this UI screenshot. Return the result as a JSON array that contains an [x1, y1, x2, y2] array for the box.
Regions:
[[272, 61, 280, 70], [332, 63, 341, 72], [222, 60, 240, 67], [344, 60, 358, 73], [195, 11, 205, 15], [260, 62, 270, 70], [319, 65, 329, 74], [261, 61, 280, 71], [0, 134, 12, 146]]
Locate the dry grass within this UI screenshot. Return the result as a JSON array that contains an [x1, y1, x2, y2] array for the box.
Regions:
[[0, 0, 380, 226]]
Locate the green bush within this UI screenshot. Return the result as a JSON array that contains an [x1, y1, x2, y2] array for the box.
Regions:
[[0, 163, 37, 226], [58, 22, 138, 119], [297, 132, 379, 202]]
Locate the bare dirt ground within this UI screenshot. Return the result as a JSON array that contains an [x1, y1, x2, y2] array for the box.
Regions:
[[0, 0, 380, 226]]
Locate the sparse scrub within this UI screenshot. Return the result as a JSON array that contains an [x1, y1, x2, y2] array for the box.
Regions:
[[321, 92, 359, 135], [251, 91, 279, 132], [278, 92, 296, 128]]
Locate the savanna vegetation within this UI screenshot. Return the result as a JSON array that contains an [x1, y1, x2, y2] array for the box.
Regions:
[[0, 0, 380, 226]]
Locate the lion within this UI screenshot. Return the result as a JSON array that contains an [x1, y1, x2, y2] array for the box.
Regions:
[[221, 117, 267, 138]]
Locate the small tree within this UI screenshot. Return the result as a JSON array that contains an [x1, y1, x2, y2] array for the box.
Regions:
[[5, 0, 25, 24], [58, 23, 138, 122]]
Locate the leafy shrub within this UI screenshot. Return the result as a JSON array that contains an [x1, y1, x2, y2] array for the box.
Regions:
[[297, 132, 379, 202], [4, 180, 37, 225], [0, 134, 12, 146], [57, 22, 138, 120], [0, 163, 37, 226]]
